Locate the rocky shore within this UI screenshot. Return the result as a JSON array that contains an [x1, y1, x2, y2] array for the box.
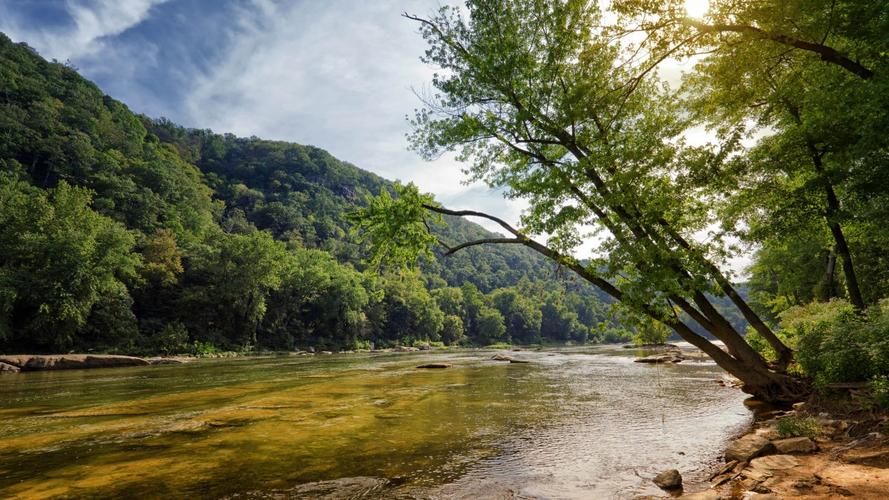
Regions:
[[0, 354, 187, 373], [650, 402, 889, 499]]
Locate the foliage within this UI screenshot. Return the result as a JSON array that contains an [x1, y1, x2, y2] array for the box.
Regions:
[[0, 173, 139, 350], [870, 375, 889, 410], [0, 32, 619, 354], [757, 299, 889, 390], [633, 319, 671, 346], [776, 415, 820, 439]]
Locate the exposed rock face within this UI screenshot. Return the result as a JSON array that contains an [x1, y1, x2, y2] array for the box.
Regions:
[[0, 361, 20, 373], [773, 437, 817, 454], [653, 469, 683, 490], [725, 434, 776, 462], [0, 354, 150, 371], [416, 363, 451, 369]]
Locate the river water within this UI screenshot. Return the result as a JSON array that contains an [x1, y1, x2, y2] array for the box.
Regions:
[[0, 346, 751, 499]]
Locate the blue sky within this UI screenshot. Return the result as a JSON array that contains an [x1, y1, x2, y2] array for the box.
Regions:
[[0, 0, 525, 231]]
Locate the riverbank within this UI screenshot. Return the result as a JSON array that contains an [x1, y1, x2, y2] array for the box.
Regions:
[[673, 401, 889, 499]]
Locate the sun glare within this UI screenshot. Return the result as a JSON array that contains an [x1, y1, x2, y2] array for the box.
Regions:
[[684, 0, 710, 18]]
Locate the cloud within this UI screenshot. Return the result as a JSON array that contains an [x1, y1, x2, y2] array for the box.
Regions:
[[0, 0, 169, 61], [180, 0, 525, 225]]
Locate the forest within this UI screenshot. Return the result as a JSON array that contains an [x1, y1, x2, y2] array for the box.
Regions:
[[2, 0, 889, 404], [0, 32, 638, 354]]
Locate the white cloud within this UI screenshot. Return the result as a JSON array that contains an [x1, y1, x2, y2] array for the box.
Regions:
[[182, 0, 508, 220], [0, 0, 169, 61]]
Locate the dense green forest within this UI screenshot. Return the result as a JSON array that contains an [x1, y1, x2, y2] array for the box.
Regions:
[[0, 32, 637, 354]]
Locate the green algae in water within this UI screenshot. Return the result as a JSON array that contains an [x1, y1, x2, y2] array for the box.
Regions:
[[0, 348, 751, 498]]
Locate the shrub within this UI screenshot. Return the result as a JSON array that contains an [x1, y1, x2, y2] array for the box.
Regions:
[[191, 340, 219, 357], [776, 415, 820, 438], [749, 299, 889, 389], [152, 321, 189, 355], [870, 375, 889, 410]]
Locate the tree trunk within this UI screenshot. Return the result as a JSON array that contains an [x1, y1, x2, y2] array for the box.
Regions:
[[424, 204, 806, 403], [808, 150, 866, 310]]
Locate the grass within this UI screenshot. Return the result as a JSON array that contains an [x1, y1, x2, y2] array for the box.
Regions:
[[485, 342, 513, 350]]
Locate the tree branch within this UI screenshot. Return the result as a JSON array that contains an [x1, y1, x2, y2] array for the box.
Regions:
[[443, 237, 524, 255], [684, 19, 874, 79]]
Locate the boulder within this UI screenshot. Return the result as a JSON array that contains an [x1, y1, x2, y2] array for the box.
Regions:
[[635, 352, 684, 364], [0, 361, 20, 374], [0, 354, 149, 371], [772, 437, 817, 454], [725, 434, 776, 462], [320, 351, 333, 355], [416, 343, 432, 351], [416, 363, 451, 369], [653, 469, 683, 490], [491, 354, 513, 361]]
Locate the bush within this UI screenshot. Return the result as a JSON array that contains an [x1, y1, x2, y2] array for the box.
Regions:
[[758, 299, 889, 390], [870, 375, 889, 410], [152, 321, 189, 355], [776, 415, 820, 438], [191, 340, 219, 357]]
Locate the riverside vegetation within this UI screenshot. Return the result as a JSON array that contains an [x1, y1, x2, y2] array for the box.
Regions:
[[1, 0, 888, 403], [2, 0, 889, 497]]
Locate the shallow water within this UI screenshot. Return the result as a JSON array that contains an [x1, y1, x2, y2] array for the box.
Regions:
[[0, 346, 751, 499]]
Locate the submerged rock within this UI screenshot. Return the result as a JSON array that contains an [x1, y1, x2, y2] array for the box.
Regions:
[[146, 358, 184, 365], [653, 469, 683, 490], [0, 354, 149, 371], [416, 363, 451, 369]]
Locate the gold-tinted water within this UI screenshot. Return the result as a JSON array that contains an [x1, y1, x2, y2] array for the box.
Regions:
[[0, 347, 751, 498]]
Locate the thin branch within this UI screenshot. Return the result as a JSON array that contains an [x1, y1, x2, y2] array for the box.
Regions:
[[444, 237, 524, 255]]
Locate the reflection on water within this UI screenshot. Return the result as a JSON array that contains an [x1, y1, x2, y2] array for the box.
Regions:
[[0, 346, 751, 499]]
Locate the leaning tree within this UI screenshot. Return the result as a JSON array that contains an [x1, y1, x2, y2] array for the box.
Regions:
[[352, 0, 807, 402]]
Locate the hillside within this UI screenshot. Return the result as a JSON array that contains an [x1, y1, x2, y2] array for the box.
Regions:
[[0, 33, 620, 353], [144, 120, 567, 292]]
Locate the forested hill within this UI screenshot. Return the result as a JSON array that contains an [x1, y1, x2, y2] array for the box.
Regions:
[[144, 121, 564, 292], [0, 33, 623, 354]]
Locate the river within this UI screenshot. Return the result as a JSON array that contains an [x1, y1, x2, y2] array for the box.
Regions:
[[0, 346, 751, 499]]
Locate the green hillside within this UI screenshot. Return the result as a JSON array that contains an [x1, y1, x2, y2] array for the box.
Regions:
[[0, 33, 621, 354]]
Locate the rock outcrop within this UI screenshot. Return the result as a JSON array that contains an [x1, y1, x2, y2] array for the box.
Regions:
[[772, 437, 817, 454], [0, 354, 150, 371], [724, 434, 776, 462], [0, 361, 20, 373]]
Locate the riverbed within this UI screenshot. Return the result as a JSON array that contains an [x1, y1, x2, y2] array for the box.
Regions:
[[0, 346, 751, 499]]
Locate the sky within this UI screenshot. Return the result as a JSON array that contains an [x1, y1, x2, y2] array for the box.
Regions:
[[0, 0, 744, 271]]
